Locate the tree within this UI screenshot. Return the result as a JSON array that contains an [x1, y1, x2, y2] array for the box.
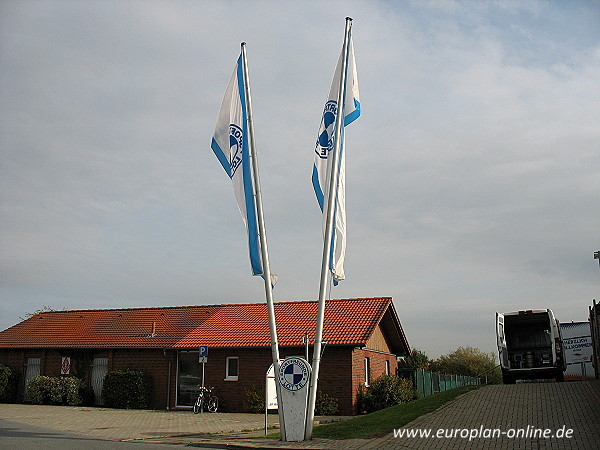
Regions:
[[398, 348, 430, 370], [431, 346, 501, 383]]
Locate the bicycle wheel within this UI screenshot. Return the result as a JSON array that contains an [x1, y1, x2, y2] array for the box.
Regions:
[[207, 396, 218, 413], [192, 396, 202, 414]]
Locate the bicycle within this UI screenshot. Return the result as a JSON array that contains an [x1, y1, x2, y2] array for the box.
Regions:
[[193, 386, 218, 413]]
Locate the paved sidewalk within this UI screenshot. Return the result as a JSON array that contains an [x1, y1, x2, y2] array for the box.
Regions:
[[0, 404, 348, 442], [0, 404, 349, 447], [0, 405, 274, 441], [1, 380, 599, 449]]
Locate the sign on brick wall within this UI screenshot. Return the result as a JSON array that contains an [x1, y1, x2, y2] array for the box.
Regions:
[[61, 356, 71, 375]]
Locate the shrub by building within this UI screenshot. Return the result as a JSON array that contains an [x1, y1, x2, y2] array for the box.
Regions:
[[0, 364, 18, 403], [102, 369, 152, 409], [358, 374, 418, 413], [26, 375, 86, 406]]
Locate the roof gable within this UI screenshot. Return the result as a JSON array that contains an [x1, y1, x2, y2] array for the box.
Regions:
[[0, 297, 409, 354]]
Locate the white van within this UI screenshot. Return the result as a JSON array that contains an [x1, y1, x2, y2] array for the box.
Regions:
[[496, 309, 566, 384]]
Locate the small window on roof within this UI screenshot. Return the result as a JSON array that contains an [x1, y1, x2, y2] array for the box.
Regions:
[[225, 357, 239, 381]]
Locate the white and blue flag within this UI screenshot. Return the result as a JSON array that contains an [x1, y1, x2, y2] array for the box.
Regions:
[[312, 36, 360, 285], [211, 53, 263, 277]]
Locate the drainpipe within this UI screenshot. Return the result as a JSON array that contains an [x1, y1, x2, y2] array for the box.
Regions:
[[163, 349, 171, 410], [303, 333, 309, 362]]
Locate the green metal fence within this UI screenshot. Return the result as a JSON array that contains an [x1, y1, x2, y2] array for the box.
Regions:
[[398, 369, 481, 398]]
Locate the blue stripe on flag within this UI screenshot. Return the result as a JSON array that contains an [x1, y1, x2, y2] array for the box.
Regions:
[[237, 57, 263, 277], [312, 164, 325, 212], [210, 138, 232, 177], [344, 99, 361, 126]]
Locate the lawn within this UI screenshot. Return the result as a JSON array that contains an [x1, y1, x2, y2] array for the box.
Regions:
[[312, 384, 481, 440]]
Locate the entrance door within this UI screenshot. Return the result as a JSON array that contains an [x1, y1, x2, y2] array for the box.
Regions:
[[24, 357, 41, 401], [91, 357, 108, 405], [176, 352, 202, 406]]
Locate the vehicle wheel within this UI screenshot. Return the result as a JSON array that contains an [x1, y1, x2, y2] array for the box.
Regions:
[[193, 397, 202, 414], [503, 374, 515, 384], [207, 396, 218, 413], [555, 372, 564, 382]]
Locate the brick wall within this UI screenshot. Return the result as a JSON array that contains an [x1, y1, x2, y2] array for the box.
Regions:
[[1, 345, 399, 414], [111, 349, 176, 410], [200, 348, 273, 412], [351, 347, 399, 414], [173, 346, 358, 414], [0, 349, 85, 401]]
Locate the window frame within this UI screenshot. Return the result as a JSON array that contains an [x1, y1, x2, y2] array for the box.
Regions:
[[225, 356, 239, 381]]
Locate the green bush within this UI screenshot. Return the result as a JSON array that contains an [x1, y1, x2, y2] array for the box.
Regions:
[[26, 376, 85, 405], [0, 365, 19, 403], [48, 377, 67, 404], [102, 369, 152, 409], [65, 378, 84, 405], [315, 391, 339, 415], [243, 384, 265, 413], [358, 375, 418, 414], [27, 376, 52, 404], [243, 384, 339, 415]]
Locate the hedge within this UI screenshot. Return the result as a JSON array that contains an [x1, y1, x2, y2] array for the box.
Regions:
[[26, 376, 90, 406], [101, 369, 152, 409], [315, 391, 339, 415], [243, 385, 339, 415], [358, 374, 418, 413], [0, 365, 19, 403]]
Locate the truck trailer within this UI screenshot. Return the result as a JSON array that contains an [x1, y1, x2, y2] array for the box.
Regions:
[[496, 309, 566, 384]]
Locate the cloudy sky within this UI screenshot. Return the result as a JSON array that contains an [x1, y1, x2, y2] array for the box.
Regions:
[[1, 0, 598, 358]]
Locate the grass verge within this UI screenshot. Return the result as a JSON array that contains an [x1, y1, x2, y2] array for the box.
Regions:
[[263, 385, 481, 440], [312, 384, 481, 440]]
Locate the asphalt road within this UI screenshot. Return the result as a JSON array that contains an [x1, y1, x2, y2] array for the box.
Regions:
[[0, 418, 222, 450]]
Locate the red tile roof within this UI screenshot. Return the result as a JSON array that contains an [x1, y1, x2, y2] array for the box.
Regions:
[[0, 297, 408, 353]]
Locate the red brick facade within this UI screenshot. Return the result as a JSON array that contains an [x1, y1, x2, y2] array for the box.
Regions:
[[1, 345, 400, 415]]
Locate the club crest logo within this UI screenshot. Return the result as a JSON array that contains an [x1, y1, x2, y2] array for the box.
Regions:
[[229, 124, 244, 176], [278, 357, 311, 392], [315, 101, 338, 160]]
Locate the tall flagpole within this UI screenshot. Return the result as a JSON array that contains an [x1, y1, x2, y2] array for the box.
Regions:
[[305, 17, 353, 440], [240, 42, 286, 439]]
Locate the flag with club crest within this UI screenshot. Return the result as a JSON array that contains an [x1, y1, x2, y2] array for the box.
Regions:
[[211, 53, 263, 277], [312, 36, 360, 284]]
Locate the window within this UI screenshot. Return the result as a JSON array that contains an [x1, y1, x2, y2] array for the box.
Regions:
[[385, 359, 391, 376], [91, 358, 109, 405], [24, 358, 41, 402], [225, 357, 239, 381], [364, 357, 371, 386]]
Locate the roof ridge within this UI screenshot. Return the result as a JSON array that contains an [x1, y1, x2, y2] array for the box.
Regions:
[[32, 297, 393, 315], [1, 297, 409, 354]]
